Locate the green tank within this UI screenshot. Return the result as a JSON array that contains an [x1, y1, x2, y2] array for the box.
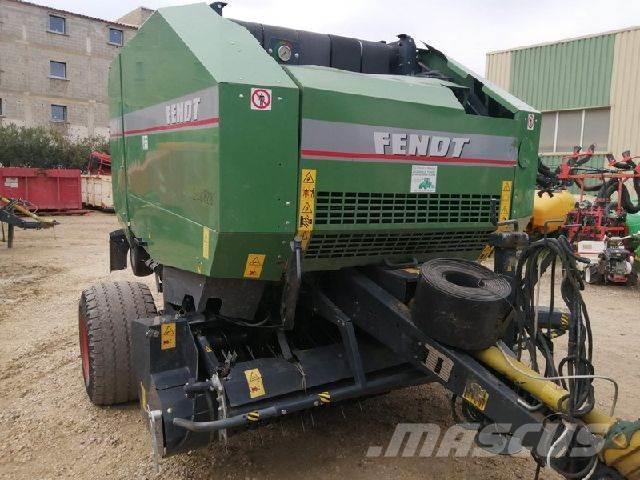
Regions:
[[628, 212, 640, 259], [628, 212, 640, 236], [108, 2, 540, 289]]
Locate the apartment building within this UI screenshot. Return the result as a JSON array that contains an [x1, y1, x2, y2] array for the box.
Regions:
[[0, 0, 145, 138]]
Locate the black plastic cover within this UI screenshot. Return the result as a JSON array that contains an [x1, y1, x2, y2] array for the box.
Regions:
[[131, 315, 210, 456], [231, 19, 416, 74], [109, 229, 129, 271]]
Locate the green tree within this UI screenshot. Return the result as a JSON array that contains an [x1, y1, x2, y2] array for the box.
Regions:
[[0, 124, 108, 169]]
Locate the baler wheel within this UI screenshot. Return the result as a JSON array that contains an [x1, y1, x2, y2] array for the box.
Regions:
[[78, 282, 157, 405]]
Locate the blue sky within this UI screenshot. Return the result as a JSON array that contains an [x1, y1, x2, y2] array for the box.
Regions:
[[42, 0, 640, 74]]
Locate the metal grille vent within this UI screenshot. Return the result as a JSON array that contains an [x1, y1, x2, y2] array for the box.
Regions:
[[314, 192, 499, 225], [305, 230, 493, 259]]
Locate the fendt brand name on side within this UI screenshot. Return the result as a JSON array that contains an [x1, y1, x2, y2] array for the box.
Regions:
[[300, 120, 519, 165], [165, 97, 202, 125], [374, 132, 471, 157]]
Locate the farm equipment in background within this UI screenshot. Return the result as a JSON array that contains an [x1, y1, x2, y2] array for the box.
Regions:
[[526, 147, 597, 237], [556, 148, 640, 284], [578, 234, 638, 285], [532, 145, 640, 284], [76, 4, 640, 479], [527, 188, 574, 237], [86, 151, 112, 175], [0, 196, 58, 248], [81, 151, 113, 211]]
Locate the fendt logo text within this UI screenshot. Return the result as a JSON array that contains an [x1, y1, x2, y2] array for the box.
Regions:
[[165, 97, 202, 125], [374, 132, 471, 157]]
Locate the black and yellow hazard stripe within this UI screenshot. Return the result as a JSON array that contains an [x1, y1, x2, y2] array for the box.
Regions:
[[318, 391, 331, 404], [246, 411, 260, 422]]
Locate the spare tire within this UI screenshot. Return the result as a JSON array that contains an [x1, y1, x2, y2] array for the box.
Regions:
[[411, 258, 512, 350]]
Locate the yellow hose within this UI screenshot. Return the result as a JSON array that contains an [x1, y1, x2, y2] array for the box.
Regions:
[[474, 346, 640, 479]]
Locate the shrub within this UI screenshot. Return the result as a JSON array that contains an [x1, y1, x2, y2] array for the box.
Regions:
[[0, 124, 109, 170]]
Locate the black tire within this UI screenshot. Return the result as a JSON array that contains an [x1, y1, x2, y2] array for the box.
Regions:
[[78, 281, 157, 405]]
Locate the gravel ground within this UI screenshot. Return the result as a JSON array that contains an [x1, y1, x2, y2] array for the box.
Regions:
[[0, 213, 638, 480]]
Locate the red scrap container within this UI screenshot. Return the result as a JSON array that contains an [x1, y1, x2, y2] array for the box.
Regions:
[[0, 167, 82, 210]]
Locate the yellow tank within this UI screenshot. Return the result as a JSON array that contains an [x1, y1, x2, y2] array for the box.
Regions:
[[528, 190, 575, 235]]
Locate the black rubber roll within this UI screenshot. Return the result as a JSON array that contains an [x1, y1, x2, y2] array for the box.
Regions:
[[411, 258, 512, 350]]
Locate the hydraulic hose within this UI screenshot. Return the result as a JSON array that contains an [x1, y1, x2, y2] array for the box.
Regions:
[[597, 180, 640, 213], [474, 346, 640, 480]]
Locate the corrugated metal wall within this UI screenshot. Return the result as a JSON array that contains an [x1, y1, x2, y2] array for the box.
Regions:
[[609, 28, 640, 156], [509, 35, 615, 111], [485, 51, 511, 90]]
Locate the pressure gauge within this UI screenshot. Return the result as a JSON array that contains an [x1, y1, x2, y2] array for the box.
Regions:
[[277, 44, 292, 62]]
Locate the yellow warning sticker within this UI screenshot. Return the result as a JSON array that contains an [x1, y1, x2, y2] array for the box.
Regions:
[[243, 253, 266, 279], [498, 180, 513, 229], [160, 322, 176, 350], [462, 381, 489, 412], [297, 169, 317, 249], [244, 368, 266, 398], [477, 180, 513, 261], [477, 245, 494, 261], [202, 227, 210, 260]]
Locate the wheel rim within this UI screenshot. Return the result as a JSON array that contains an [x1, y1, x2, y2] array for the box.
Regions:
[[79, 316, 90, 386]]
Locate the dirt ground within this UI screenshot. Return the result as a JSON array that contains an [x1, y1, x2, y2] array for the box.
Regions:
[[0, 213, 638, 480]]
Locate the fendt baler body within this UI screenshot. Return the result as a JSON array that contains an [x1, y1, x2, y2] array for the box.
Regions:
[[99, 6, 640, 477], [109, 3, 540, 283]]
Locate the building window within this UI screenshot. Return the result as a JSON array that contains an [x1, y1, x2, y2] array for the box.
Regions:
[[0, 98, 3, 116], [51, 104, 67, 122], [109, 28, 124, 46], [48, 15, 66, 34], [539, 112, 556, 153], [49, 61, 67, 79], [556, 110, 582, 153], [583, 109, 610, 151], [539, 108, 610, 153]]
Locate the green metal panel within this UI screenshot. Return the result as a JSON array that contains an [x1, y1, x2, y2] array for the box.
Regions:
[[109, 4, 541, 281], [286, 65, 539, 270], [159, 3, 297, 88], [510, 35, 615, 111], [111, 11, 221, 276], [211, 82, 299, 280], [108, 55, 126, 225], [110, 5, 299, 280], [416, 53, 540, 222], [284, 66, 465, 111]]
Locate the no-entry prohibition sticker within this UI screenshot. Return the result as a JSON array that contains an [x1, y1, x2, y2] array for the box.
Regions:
[[250, 88, 272, 110]]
